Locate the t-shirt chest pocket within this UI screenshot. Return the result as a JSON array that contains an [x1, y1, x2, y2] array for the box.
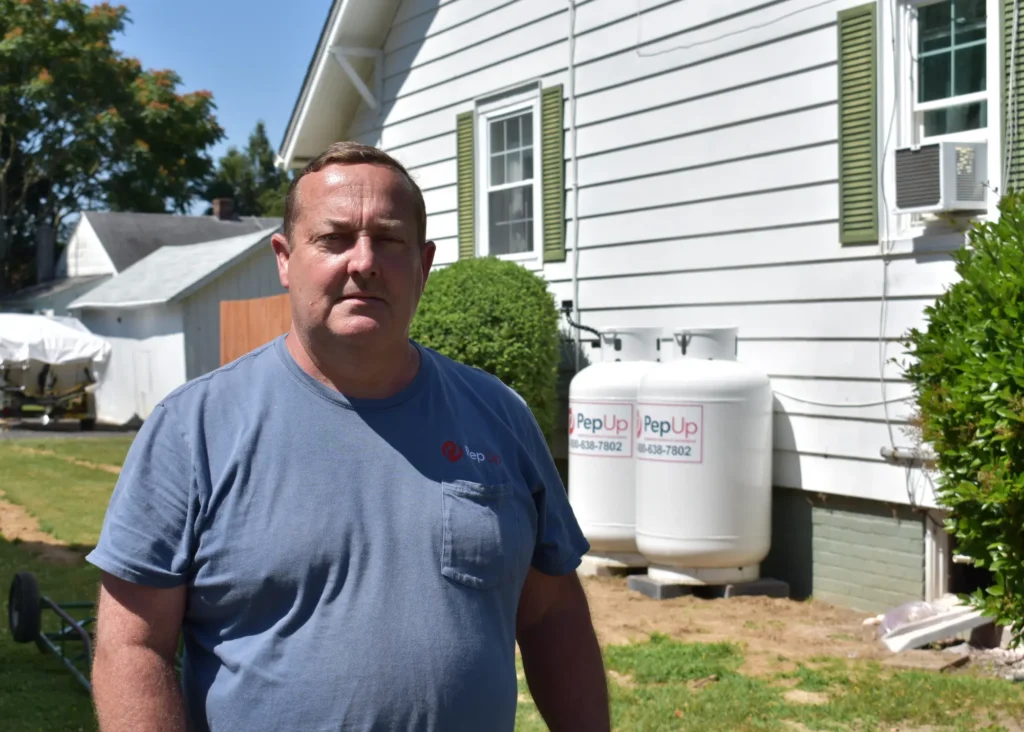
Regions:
[[440, 479, 529, 590]]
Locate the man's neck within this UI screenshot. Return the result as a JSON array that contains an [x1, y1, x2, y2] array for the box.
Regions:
[[284, 330, 420, 401]]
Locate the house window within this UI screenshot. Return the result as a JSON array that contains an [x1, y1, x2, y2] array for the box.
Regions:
[[475, 87, 543, 262], [487, 110, 535, 255], [910, 0, 987, 142]]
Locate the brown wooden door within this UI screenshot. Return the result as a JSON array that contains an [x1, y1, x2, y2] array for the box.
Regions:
[[220, 294, 292, 366]]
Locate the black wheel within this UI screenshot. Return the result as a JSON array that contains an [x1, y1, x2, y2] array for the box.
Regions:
[[79, 418, 96, 431], [8, 571, 41, 644]]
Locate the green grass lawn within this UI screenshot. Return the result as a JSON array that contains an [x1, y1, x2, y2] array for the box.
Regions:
[[0, 445, 120, 546], [1, 538, 101, 732], [3, 435, 136, 468], [3, 438, 1024, 731]]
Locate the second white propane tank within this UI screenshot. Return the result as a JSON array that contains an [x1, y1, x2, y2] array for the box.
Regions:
[[634, 326, 773, 584]]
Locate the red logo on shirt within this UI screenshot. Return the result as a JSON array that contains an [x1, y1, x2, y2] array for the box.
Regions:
[[442, 440, 502, 465], [442, 441, 464, 462]]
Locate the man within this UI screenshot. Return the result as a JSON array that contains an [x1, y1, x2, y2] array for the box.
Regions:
[[87, 141, 610, 731]]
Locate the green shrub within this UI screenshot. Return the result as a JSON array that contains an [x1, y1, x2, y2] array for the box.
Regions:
[[902, 192, 1024, 644], [410, 256, 561, 443]]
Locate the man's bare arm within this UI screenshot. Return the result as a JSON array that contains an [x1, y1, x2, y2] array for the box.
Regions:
[[516, 567, 610, 732], [92, 572, 188, 732]]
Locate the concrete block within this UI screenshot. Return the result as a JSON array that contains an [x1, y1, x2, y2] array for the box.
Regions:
[[627, 574, 790, 601], [701, 577, 791, 600], [627, 574, 694, 600]]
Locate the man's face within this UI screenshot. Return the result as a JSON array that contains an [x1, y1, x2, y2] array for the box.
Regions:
[[272, 163, 435, 350]]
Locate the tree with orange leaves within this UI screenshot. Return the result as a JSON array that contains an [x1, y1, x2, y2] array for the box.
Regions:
[[0, 0, 224, 291]]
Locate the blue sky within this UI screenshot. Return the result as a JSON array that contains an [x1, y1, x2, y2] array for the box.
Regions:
[[107, 0, 332, 164]]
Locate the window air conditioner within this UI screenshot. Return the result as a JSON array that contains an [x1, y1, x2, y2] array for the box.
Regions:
[[893, 140, 988, 214]]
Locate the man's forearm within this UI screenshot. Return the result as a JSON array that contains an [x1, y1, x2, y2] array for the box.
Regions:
[[519, 608, 610, 732], [92, 645, 187, 732]]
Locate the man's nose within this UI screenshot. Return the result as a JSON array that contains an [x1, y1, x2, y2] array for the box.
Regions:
[[347, 234, 378, 278]]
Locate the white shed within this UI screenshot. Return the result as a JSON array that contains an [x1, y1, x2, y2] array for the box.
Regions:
[[67, 226, 283, 425]]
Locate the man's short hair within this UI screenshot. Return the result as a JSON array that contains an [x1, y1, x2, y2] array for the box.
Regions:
[[283, 141, 427, 246]]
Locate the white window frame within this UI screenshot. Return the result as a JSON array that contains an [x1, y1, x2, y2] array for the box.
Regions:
[[898, 0, 990, 147], [883, 0, 999, 240], [474, 86, 543, 265]]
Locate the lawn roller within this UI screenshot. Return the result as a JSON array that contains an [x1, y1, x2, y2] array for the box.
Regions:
[[7, 570, 183, 693]]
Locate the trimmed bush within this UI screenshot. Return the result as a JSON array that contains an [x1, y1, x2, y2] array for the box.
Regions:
[[410, 256, 561, 443], [902, 192, 1024, 644]]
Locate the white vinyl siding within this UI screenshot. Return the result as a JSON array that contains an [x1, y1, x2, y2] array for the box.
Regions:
[[341, 0, 990, 509]]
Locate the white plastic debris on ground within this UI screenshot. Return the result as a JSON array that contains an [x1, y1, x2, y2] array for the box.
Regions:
[[0, 313, 111, 367], [863, 595, 991, 653]]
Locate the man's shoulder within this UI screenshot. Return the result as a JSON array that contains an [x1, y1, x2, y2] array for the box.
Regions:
[[421, 344, 527, 409]]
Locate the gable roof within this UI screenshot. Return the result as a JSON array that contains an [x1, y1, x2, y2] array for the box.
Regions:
[[68, 226, 281, 310], [278, 0, 400, 170], [84, 211, 283, 272]]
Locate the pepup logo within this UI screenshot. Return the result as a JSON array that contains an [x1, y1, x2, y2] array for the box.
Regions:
[[642, 414, 699, 438], [442, 441, 464, 462], [568, 407, 575, 435], [574, 411, 628, 435], [442, 440, 501, 465]]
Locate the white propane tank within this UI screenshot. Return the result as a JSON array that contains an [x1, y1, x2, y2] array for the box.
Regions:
[[634, 326, 773, 585], [568, 327, 661, 561]]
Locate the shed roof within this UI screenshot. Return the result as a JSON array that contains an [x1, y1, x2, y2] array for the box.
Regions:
[[84, 211, 283, 272], [68, 226, 281, 310], [0, 275, 109, 307]]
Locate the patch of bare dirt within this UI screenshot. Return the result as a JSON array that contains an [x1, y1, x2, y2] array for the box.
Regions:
[[783, 689, 830, 705], [6, 445, 121, 475], [0, 489, 85, 565], [580, 576, 887, 678], [606, 669, 634, 688]]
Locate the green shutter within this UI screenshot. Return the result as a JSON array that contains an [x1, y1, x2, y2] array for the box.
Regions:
[[837, 3, 878, 245], [456, 110, 476, 259], [540, 84, 566, 263], [1003, 0, 1024, 192]]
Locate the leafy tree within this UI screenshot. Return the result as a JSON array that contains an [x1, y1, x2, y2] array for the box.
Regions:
[[204, 121, 290, 218], [902, 192, 1024, 645], [0, 0, 224, 290]]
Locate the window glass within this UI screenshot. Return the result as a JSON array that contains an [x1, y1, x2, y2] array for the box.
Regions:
[[487, 108, 535, 256], [915, 0, 987, 138], [488, 187, 533, 255], [923, 101, 987, 137]]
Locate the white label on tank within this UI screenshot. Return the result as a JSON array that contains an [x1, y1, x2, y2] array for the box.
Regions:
[[568, 400, 633, 458], [635, 402, 703, 463]]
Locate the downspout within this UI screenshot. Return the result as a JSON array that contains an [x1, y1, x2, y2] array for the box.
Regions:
[[566, 0, 581, 370]]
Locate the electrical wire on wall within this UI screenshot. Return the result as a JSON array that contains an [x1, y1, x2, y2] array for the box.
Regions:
[[634, 0, 847, 57]]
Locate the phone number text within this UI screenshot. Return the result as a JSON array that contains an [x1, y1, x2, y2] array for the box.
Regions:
[[569, 438, 625, 453], [637, 443, 693, 457]]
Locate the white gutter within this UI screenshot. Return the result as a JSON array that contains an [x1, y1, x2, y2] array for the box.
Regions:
[[566, 0, 581, 369]]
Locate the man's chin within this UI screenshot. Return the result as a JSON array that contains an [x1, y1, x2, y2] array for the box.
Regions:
[[322, 314, 389, 340]]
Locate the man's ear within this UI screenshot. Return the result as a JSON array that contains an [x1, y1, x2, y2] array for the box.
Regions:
[[271, 233, 291, 290], [420, 240, 436, 290]]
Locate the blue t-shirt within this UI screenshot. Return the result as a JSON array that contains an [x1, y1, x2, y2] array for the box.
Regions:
[[86, 335, 590, 732]]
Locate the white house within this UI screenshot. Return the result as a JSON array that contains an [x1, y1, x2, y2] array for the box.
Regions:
[[276, 0, 1008, 613], [67, 226, 283, 425]]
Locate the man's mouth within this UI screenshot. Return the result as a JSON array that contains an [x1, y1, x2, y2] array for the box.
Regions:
[[339, 293, 385, 303]]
